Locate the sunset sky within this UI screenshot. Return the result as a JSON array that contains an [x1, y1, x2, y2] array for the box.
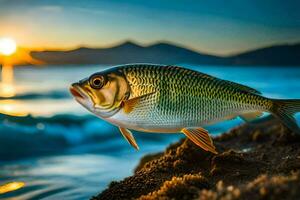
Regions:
[[0, 0, 299, 56]]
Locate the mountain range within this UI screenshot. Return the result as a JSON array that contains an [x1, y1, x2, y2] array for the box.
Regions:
[[16, 41, 300, 66]]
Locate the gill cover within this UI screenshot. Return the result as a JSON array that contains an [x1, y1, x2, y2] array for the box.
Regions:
[[79, 68, 131, 118]]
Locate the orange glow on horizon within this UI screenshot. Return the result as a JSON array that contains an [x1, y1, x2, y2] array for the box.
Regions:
[[0, 37, 44, 66], [0, 47, 45, 66], [0, 37, 44, 101]]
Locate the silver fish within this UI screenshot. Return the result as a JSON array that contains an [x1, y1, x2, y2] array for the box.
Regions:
[[70, 64, 300, 154]]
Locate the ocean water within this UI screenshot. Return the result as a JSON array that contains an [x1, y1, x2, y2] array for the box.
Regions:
[[0, 64, 300, 200]]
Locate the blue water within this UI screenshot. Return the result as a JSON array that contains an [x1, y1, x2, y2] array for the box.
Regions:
[[0, 65, 300, 200]]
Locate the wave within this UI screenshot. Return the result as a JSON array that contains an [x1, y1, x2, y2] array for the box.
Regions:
[[0, 114, 113, 160], [0, 111, 283, 161], [0, 114, 181, 161]]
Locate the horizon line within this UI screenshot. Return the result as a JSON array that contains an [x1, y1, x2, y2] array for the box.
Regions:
[[19, 39, 300, 58]]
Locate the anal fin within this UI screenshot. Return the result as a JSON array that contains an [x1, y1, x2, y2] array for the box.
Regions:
[[240, 111, 263, 122], [181, 127, 218, 154], [223, 114, 237, 121], [119, 127, 139, 150]]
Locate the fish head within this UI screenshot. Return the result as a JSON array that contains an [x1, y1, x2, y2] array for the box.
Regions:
[[70, 68, 130, 118]]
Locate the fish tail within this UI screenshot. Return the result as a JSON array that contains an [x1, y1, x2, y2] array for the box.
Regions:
[[270, 99, 300, 134]]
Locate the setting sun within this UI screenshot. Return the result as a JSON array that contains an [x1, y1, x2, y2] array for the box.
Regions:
[[0, 38, 17, 56]]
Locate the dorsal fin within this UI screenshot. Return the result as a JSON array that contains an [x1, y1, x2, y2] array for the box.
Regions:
[[240, 111, 263, 122], [225, 80, 262, 95], [166, 65, 261, 95]]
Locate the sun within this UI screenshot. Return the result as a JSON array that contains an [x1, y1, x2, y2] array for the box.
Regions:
[[0, 38, 17, 56]]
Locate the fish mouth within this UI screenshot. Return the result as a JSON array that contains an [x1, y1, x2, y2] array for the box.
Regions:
[[70, 84, 85, 99], [70, 83, 120, 118], [69, 83, 91, 104], [70, 83, 94, 111], [70, 85, 83, 99]]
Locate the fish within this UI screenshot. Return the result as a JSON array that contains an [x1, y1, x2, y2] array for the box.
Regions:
[[70, 64, 300, 154]]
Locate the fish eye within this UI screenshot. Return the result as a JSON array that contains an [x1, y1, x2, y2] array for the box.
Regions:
[[90, 75, 106, 89]]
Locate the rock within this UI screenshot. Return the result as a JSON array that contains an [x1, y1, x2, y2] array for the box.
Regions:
[[92, 118, 300, 200]]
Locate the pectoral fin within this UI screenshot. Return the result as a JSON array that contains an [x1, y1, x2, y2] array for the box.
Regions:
[[181, 127, 218, 154], [123, 97, 140, 114], [119, 127, 139, 150], [122, 92, 155, 114], [239, 111, 263, 122]]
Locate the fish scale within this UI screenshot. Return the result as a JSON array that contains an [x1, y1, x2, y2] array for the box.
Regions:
[[116, 64, 271, 130]]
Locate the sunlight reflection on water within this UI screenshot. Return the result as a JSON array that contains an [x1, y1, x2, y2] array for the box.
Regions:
[[0, 154, 139, 200], [0, 100, 28, 117], [0, 65, 16, 98], [0, 99, 81, 117], [0, 182, 25, 194]]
